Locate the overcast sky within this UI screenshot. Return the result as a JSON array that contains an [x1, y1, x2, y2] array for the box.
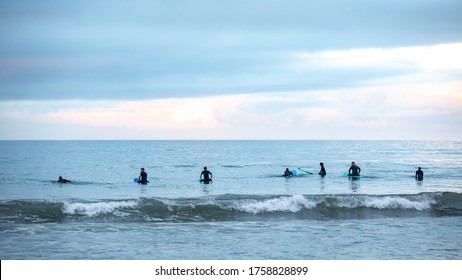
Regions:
[[1, 0, 461, 140]]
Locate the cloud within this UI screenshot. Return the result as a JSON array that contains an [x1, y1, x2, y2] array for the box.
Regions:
[[1, 1, 462, 100], [1, 1, 461, 140], [2, 42, 461, 100], [2, 80, 460, 140], [35, 96, 245, 130], [293, 43, 462, 78]]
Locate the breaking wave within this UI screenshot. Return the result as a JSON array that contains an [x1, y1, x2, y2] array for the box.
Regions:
[[1, 192, 461, 223]]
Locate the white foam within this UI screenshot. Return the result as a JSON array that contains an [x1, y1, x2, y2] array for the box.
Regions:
[[364, 196, 434, 210], [237, 195, 316, 214], [63, 200, 138, 217]]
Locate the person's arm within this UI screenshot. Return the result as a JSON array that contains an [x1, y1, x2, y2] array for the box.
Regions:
[[209, 172, 213, 180], [358, 167, 361, 174]]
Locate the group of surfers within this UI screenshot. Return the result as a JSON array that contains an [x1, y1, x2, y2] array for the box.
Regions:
[[57, 162, 424, 184], [136, 166, 213, 185], [284, 161, 359, 177], [286, 162, 424, 181]]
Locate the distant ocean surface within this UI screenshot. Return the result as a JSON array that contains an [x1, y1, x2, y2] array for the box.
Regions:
[[1, 140, 461, 259]]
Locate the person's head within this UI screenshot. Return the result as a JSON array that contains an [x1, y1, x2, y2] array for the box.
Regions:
[[140, 168, 145, 172], [285, 168, 289, 171], [204, 166, 207, 170], [418, 167, 421, 170], [320, 162, 324, 166], [59, 176, 62, 180], [351, 161, 355, 166]]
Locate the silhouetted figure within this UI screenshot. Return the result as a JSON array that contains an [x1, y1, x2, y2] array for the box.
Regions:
[[415, 167, 424, 181], [138, 168, 148, 184], [284, 168, 294, 177], [348, 161, 361, 176], [200, 166, 213, 184], [57, 176, 71, 183], [319, 162, 326, 176]]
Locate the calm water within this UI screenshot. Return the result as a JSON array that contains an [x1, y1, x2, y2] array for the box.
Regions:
[[0, 140, 461, 259]]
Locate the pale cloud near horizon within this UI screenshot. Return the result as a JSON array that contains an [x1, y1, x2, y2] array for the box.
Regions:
[[1, 79, 461, 140]]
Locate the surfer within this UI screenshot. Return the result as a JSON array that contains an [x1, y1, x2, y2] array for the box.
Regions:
[[319, 162, 326, 176], [284, 168, 294, 177], [348, 162, 361, 176], [200, 166, 213, 183], [57, 176, 71, 183], [415, 167, 424, 181], [138, 168, 148, 184]]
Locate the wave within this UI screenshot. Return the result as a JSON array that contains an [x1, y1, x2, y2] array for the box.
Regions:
[[173, 164, 197, 168], [1, 192, 461, 224]]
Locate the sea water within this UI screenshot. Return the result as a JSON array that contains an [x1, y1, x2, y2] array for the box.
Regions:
[[0, 140, 461, 259]]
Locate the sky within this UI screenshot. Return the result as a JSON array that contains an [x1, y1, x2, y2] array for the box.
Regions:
[[0, 0, 461, 140]]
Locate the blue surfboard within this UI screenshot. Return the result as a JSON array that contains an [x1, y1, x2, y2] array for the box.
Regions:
[[134, 178, 149, 184]]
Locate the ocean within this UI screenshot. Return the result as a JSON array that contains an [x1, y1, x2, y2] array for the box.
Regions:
[[0, 140, 461, 259]]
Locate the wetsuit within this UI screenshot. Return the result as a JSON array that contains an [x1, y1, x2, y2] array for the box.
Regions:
[[284, 170, 294, 177], [415, 169, 424, 181], [319, 166, 326, 176], [201, 170, 212, 183], [349, 165, 361, 176], [139, 171, 148, 184], [58, 177, 71, 183]]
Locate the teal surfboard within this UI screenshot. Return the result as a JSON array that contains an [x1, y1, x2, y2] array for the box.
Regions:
[[343, 172, 362, 178], [298, 168, 314, 174]]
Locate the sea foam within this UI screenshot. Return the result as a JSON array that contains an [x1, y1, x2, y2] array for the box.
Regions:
[[236, 195, 317, 214], [363, 196, 434, 210], [62, 200, 139, 217]]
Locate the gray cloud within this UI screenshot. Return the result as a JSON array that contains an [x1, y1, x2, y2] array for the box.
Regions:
[[1, 0, 461, 100]]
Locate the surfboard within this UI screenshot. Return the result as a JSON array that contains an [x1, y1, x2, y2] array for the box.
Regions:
[[298, 167, 313, 174], [343, 172, 362, 178], [134, 178, 149, 184], [199, 179, 212, 184], [283, 170, 297, 177]]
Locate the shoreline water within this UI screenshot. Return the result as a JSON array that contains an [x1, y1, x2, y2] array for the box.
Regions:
[[1, 140, 461, 259]]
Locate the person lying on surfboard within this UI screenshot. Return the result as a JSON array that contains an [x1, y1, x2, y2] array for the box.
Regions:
[[284, 168, 294, 177], [57, 176, 71, 183]]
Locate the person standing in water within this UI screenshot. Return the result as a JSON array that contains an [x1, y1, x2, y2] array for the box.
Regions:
[[138, 168, 148, 184], [415, 167, 424, 181], [318, 162, 326, 176], [348, 161, 361, 176], [200, 166, 213, 183]]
